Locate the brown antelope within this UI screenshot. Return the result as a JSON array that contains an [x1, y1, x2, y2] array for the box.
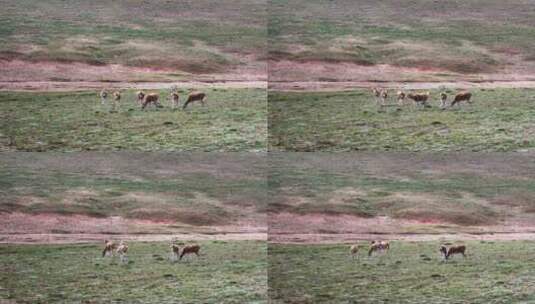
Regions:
[[440, 92, 448, 109], [182, 91, 206, 109], [450, 91, 472, 107], [136, 91, 145, 104], [111, 91, 121, 110], [368, 240, 390, 256], [350, 245, 359, 259], [99, 89, 108, 105], [170, 92, 180, 109], [371, 88, 381, 105], [380, 90, 388, 105], [440, 245, 466, 260], [170, 244, 180, 262], [141, 93, 162, 110], [102, 240, 118, 257], [407, 92, 430, 107], [397, 91, 406, 106], [116, 241, 129, 263], [179, 244, 201, 260], [113, 91, 121, 101]]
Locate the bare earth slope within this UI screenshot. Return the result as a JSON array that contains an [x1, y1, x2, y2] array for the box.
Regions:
[[0, 153, 268, 242], [0, 0, 266, 82], [268, 153, 535, 242], [269, 0, 535, 83]]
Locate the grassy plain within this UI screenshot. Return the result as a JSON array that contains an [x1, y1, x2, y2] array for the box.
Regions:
[[269, 240, 535, 303], [269, 88, 535, 152], [0, 88, 266, 151], [269, 0, 535, 81], [0, 0, 266, 76], [1, 240, 267, 304]]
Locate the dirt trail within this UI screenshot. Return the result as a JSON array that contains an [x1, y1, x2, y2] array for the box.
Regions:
[[0, 80, 266, 92], [269, 80, 535, 92], [3, 80, 535, 92], [0, 233, 266, 244], [270, 232, 535, 244], [0, 213, 266, 244]]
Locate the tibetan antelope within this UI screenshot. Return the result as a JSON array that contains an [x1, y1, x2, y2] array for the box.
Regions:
[[136, 91, 145, 104], [368, 240, 390, 257], [116, 241, 129, 264], [440, 245, 466, 260], [450, 91, 472, 107], [350, 245, 359, 259], [407, 92, 430, 108], [371, 88, 381, 105], [111, 91, 121, 110], [182, 91, 206, 110], [170, 244, 180, 262], [99, 89, 108, 105], [440, 92, 448, 109], [179, 244, 201, 260], [397, 91, 406, 106], [141, 93, 162, 110], [102, 240, 118, 257], [380, 90, 388, 105], [113, 91, 121, 102], [170, 92, 180, 109]]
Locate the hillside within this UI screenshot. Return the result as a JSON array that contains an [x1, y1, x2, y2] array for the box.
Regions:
[[268, 153, 535, 238], [0, 153, 267, 236], [0, 0, 266, 82], [269, 0, 535, 82]]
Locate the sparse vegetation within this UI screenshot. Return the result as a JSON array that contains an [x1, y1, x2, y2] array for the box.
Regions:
[[0, 0, 266, 76], [269, 0, 535, 81], [0, 88, 267, 152], [269, 241, 535, 303], [268, 153, 535, 230], [269, 88, 535, 152], [0, 241, 267, 303], [0, 153, 267, 230]]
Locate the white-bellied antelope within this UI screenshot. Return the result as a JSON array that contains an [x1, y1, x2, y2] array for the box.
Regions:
[[450, 91, 472, 107], [113, 91, 121, 101], [170, 92, 180, 109], [350, 245, 359, 259], [368, 240, 390, 256], [111, 91, 121, 110], [116, 241, 129, 264], [170, 244, 180, 262], [179, 244, 201, 260], [141, 93, 161, 110], [136, 91, 145, 104], [380, 90, 388, 105], [99, 89, 108, 105], [371, 88, 381, 105], [440, 92, 448, 109], [440, 245, 466, 260], [102, 240, 118, 257], [407, 92, 430, 107], [182, 91, 206, 109], [397, 91, 406, 106]]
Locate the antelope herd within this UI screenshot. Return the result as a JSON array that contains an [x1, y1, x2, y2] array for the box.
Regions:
[[349, 241, 467, 261], [98, 88, 207, 111], [371, 88, 473, 109], [102, 240, 201, 264]]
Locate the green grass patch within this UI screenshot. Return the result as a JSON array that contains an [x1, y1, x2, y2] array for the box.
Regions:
[[0, 241, 267, 303], [269, 88, 535, 152], [0, 88, 267, 152], [268, 0, 535, 73], [0, 154, 268, 225], [268, 153, 535, 225], [269, 241, 535, 303], [0, 0, 266, 72]]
